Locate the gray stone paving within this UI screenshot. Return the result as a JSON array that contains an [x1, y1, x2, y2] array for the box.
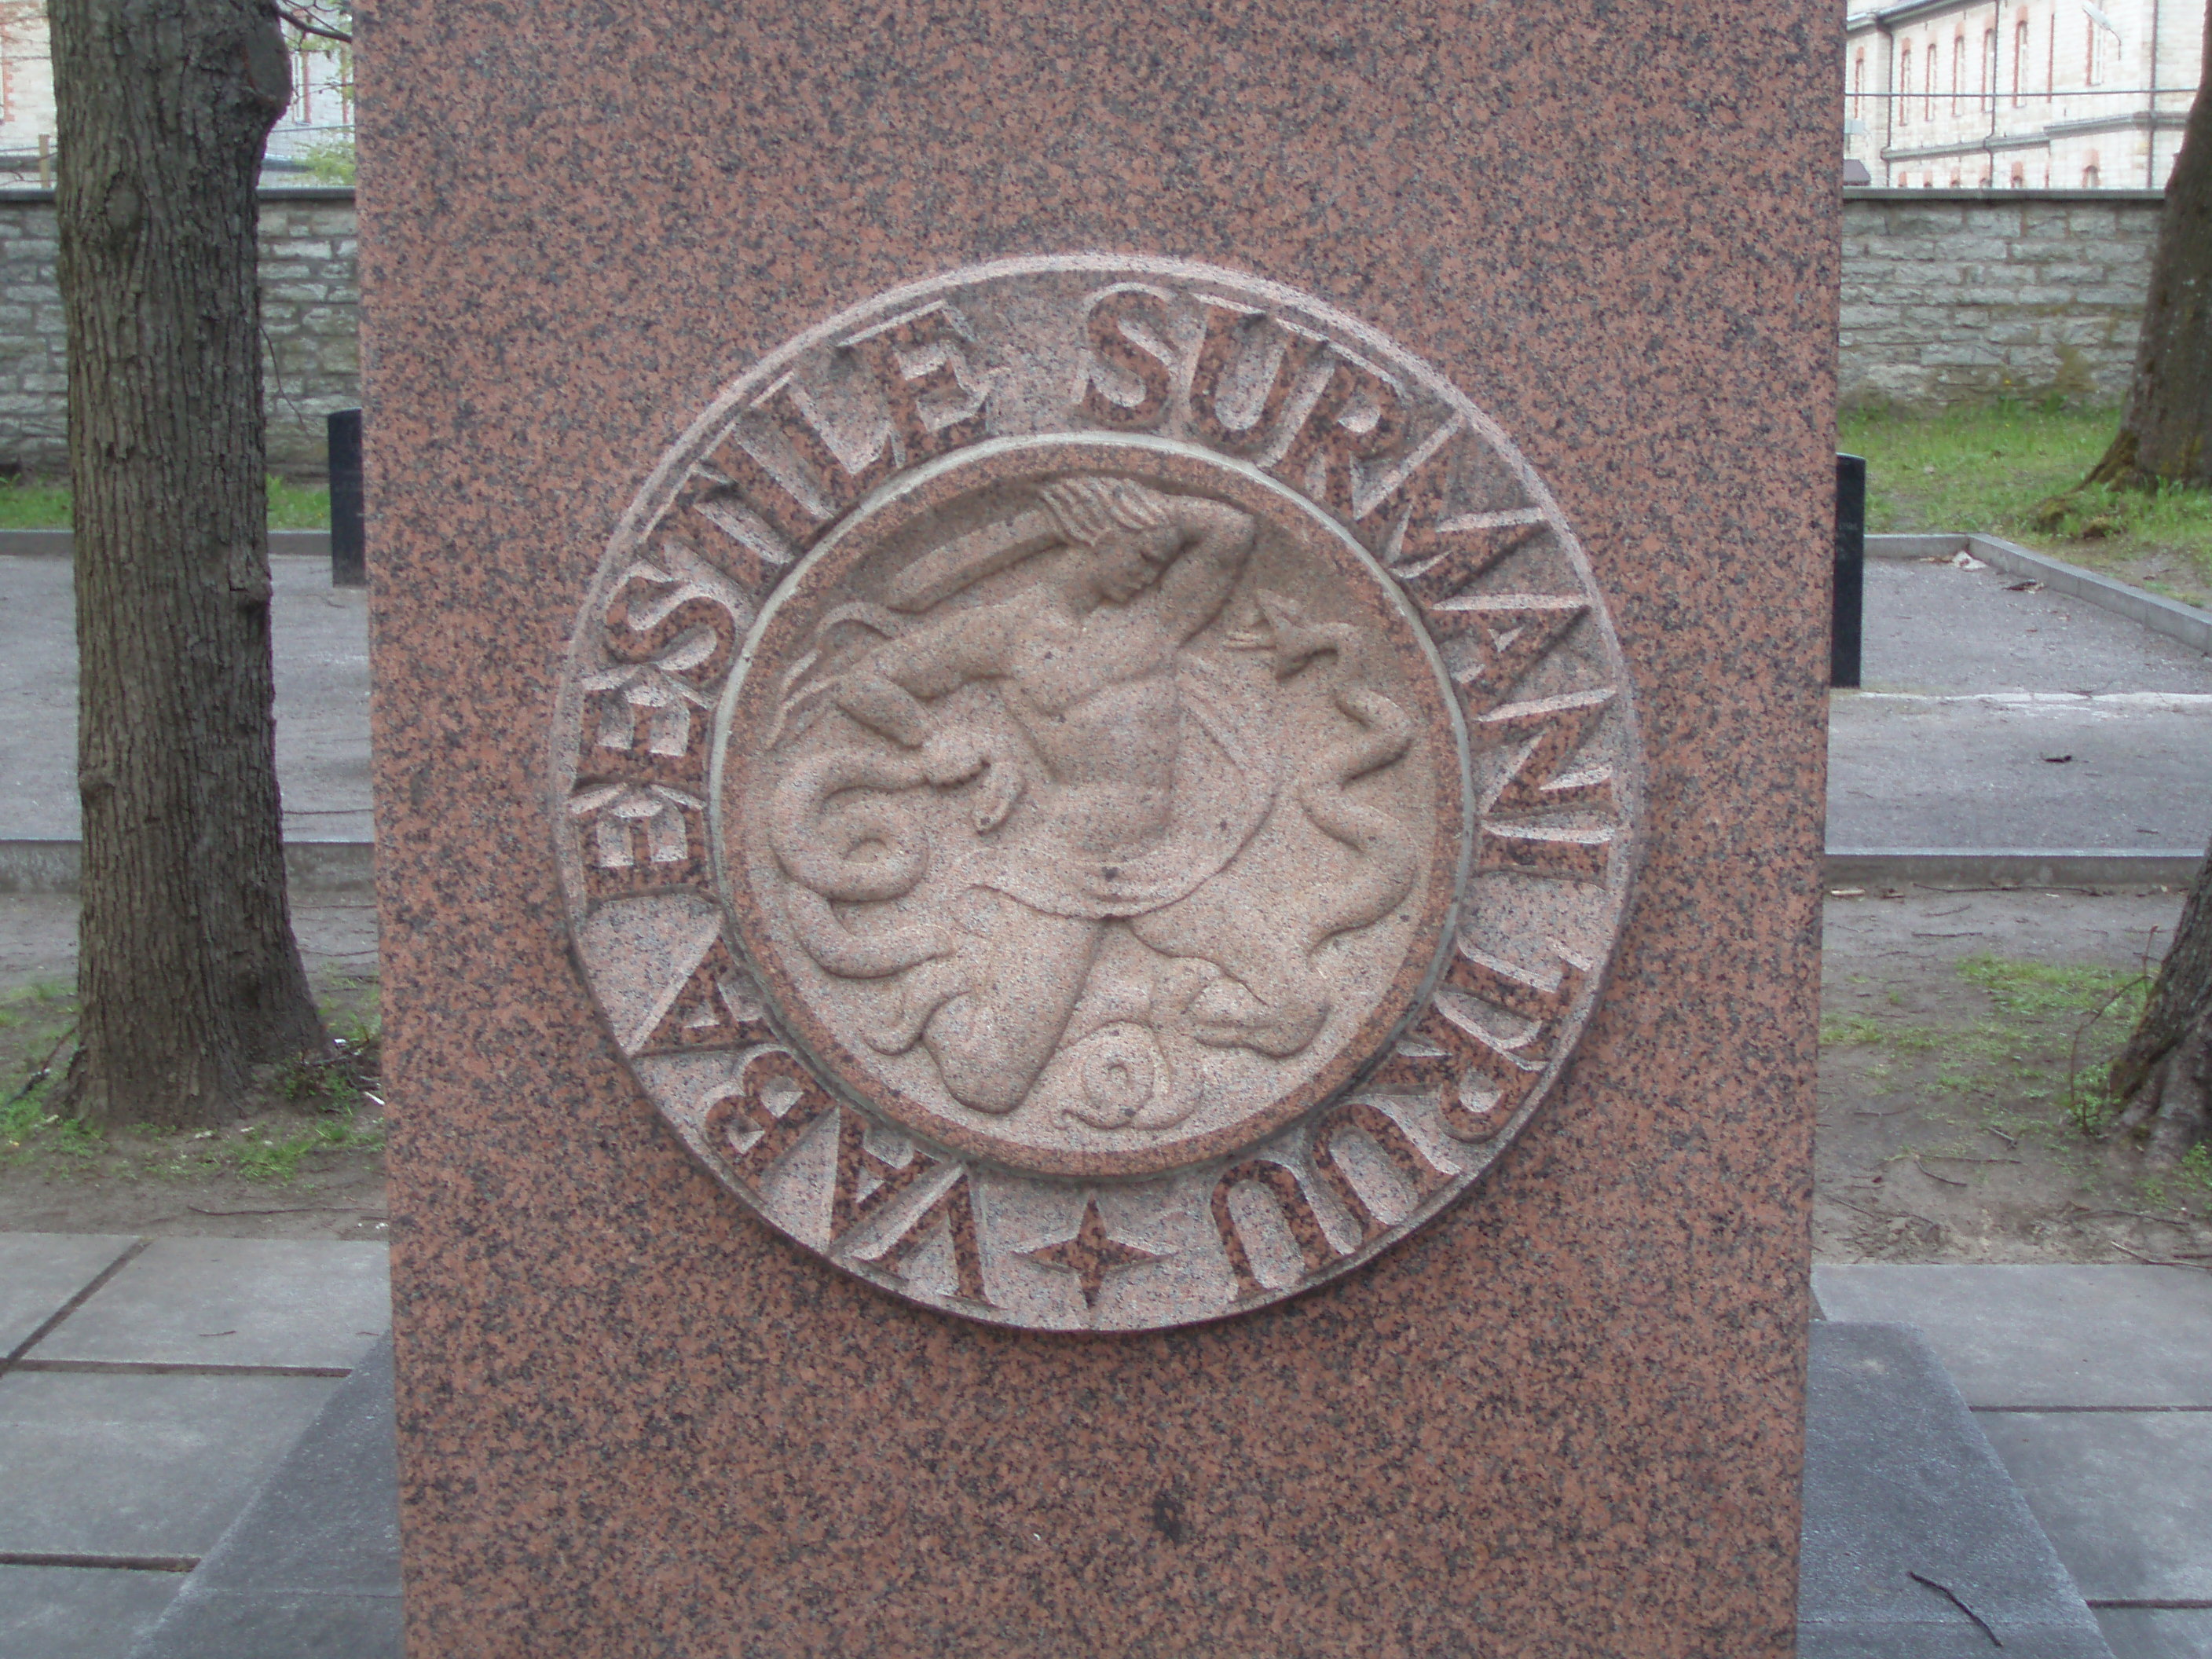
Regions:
[[0, 1232, 134, 1352], [1800, 1320, 2114, 1657], [0, 1566, 185, 1659], [1816, 1264, 2212, 1659], [0, 1240, 2203, 1653], [0, 1372, 340, 1558], [0, 1235, 391, 1656], [33, 1238, 389, 1371], [1815, 1264, 2212, 1408]]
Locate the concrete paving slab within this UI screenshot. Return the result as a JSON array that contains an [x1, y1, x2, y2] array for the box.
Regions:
[[0, 1232, 137, 1353], [1826, 694, 2212, 851], [0, 1566, 183, 1659], [28, 1237, 390, 1369], [0, 1372, 339, 1558], [134, 1340, 400, 1659], [1812, 1265, 2212, 1408], [1980, 1412, 2212, 1605], [2096, 1609, 2212, 1659], [0, 555, 371, 842], [1800, 1322, 2112, 1658], [1862, 558, 2212, 698]]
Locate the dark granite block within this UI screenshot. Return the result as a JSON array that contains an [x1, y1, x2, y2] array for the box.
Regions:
[[130, 1339, 400, 1659], [1800, 1322, 2114, 1659]]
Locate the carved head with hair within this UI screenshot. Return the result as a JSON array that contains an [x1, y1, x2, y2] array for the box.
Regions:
[[1037, 476, 1182, 606]]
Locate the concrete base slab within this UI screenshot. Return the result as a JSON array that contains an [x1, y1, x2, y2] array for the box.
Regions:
[[0, 1372, 339, 1557], [31, 1238, 390, 1370], [0, 1565, 183, 1659], [1980, 1413, 2212, 1605], [1800, 1322, 2112, 1658], [1813, 1265, 2212, 1408], [2096, 1608, 2212, 1659], [134, 1341, 400, 1659], [0, 1233, 136, 1353]]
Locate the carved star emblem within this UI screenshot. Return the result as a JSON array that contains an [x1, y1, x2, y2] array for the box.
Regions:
[[1021, 1196, 1163, 1309]]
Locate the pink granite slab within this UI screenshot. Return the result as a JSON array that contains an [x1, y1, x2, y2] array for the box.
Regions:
[[358, 0, 1836, 1650]]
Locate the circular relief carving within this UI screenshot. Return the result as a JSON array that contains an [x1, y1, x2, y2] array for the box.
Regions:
[[549, 258, 1643, 1331]]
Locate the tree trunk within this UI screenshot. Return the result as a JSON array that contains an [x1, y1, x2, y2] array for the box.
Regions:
[[53, 0, 326, 1129], [2086, 2, 2212, 489], [2109, 835, 2212, 1163]]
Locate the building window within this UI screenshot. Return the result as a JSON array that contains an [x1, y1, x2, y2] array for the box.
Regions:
[[1925, 36, 1936, 120], [1983, 28, 1997, 110], [2086, 16, 2104, 85], [1852, 48, 1866, 117], [2013, 16, 2030, 104], [2011, 162, 2027, 185], [1952, 33, 1965, 111], [2084, 151, 2102, 187], [1950, 170, 1963, 187], [1899, 46, 1914, 124]]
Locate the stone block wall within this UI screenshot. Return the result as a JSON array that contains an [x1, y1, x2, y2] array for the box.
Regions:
[[0, 187, 2175, 468], [1840, 188, 2163, 411], [0, 187, 357, 479]]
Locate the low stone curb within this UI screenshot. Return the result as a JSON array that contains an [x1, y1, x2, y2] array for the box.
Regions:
[[0, 531, 334, 559], [1824, 848, 2203, 890], [0, 840, 372, 895], [0, 840, 2192, 896], [1868, 533, 2212, 658]]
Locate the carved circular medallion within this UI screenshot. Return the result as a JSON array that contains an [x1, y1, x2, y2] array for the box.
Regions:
[[551, 257, 1643, 1331]]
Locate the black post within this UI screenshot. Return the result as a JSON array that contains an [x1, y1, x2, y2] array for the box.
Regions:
[[1831, 452, 1865, 689], [328, 408, 365, 588]]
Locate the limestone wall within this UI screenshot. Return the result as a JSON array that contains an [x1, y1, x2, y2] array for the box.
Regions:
[[0, 186, 2177, 477], [0, 187, 357, 478], [1840, 187, 2164, 411]]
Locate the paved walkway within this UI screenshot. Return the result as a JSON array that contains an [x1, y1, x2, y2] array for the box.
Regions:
[[1830, 555, 2212, 851], [1817, 1264, 2212, 1659], [0, 1236, 390, 1658], [2, 551, 2209, 857], [0, 1237, 2205, 1656], [0, 557, 371, 844]]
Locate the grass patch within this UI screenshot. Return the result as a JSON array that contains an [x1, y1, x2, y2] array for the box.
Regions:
[[0, 976, 381, 1179], [1820, 950, 2151, 1138], [0, 477, 332, 531], [1840, 402, 2212, 607]]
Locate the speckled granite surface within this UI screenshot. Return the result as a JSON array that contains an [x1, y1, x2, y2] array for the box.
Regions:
[[360, 2, 1836, 1652]]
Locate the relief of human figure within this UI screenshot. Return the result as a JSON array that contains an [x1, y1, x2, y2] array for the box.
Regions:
[[766, 474, 1419, 1126]]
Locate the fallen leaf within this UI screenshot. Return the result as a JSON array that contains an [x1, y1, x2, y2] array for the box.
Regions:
[[1829, 888, 1866, 898], [1950, 551, 1988, 570], [2005, 579, 2044, 592], [2042, 753, 2074, 764]]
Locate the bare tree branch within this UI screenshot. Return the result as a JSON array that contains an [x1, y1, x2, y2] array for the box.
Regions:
[[273, 4, 351, 44]]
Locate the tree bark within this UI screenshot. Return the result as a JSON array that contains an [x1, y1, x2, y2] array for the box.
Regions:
[[2086, 2, 2212, 488], [53, 0, 326, 1128], [2109, 835, 2212, 1163]]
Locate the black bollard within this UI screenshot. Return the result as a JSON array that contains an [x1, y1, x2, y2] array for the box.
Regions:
[[1832, 452, 1865, 689], [328, 408, 365, 588]]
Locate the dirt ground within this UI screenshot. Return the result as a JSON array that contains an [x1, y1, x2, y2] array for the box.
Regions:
[[2, 889, 2209, 1260], [0, 895, 387, 1243], [1815, 884, 2211, 1267]]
